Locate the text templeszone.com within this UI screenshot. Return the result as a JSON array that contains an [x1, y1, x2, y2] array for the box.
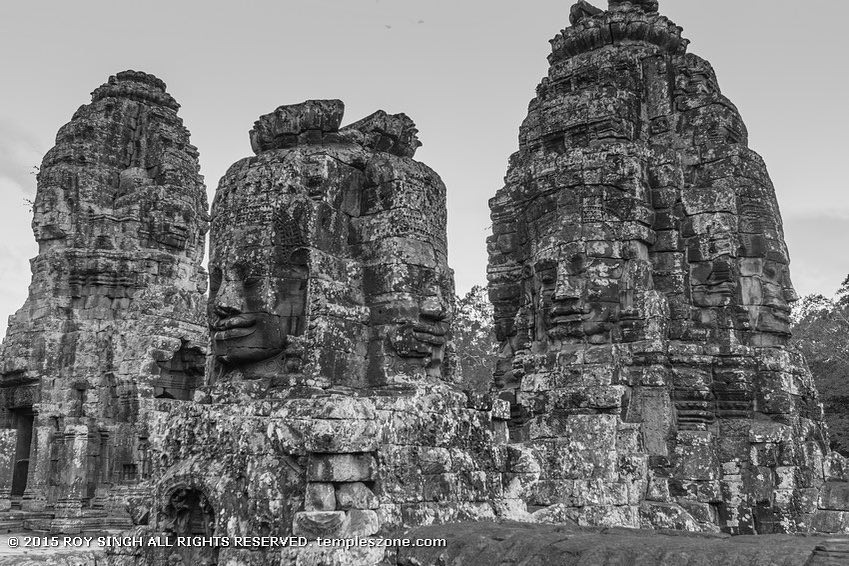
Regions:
[[14, 535, 448, 549]]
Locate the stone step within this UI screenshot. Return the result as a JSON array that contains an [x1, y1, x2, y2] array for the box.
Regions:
[[0, 510, 53, 517], [22, 518, 53, 531], [0, 508, 130, 534], [808, 539, 849, 565], [50, 514, 131, 535], [0, 509, 54, 532], [0, 520, 23, 533]]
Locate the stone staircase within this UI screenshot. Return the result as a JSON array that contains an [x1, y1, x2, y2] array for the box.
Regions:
[[0, 510, 54, 533]]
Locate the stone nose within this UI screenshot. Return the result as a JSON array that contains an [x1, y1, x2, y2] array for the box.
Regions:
[[212, 279, 245, 316], [421, 296, 447, 320], [554, 272, 582, 301]]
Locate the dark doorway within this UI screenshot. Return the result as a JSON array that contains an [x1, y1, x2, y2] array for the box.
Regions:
[[163, 487, 218, 565], [10, 407, 34, 497]]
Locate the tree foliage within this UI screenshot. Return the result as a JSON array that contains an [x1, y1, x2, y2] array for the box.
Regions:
[[791, 275, 849, 456], [452, 285, 497, 393]]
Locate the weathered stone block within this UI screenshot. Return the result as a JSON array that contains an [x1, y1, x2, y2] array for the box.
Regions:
[[307, 453, 377, 482], [819, 482, 849, 511], [640, 502, 700, 531], [750, 421, 792, 444], [812, 510, 849, 534], [336, 482, 379, 510], [305, 419, 379, 453], [826, 454, 849, 482], [679, 500, 716, 524], [573, 479, 629, 507], [574, 504, 640, 529], [673, 432, 718, 481], [344, 509, 380, 537], [250, 99, 344, 154], [305, 482, 337, 512], [419, 447, 452, 474], [292, 511, 348, 538]]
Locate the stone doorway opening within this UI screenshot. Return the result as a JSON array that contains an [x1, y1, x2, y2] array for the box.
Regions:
[[162, 486, 218, 565], [9, 407, 34, 500]]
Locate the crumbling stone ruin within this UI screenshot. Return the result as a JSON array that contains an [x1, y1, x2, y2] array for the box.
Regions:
[[110, 99, 519, 566], [4, 2, 849, 566], [0, 71, 209, 533], [488, 0, 849, 536]]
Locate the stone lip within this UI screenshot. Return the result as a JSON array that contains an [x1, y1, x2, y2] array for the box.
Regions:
[[90, 69, 179, 111], [249, 99, 345, 154], [555, 2, 687, 61], [341, 110, 422, 158]]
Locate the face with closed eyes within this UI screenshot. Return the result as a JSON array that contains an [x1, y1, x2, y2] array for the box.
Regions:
[[208, 217, 308, 366], [535, 253, 588, 342], [386, 284, 451, 372], [531, 246, 621, 344]]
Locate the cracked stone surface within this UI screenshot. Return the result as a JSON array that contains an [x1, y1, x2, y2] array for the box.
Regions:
[[109, 100, 518, 566], [487, 0, 849, 536], [396, 521, 849, 566], [5, 2, 849, 565], [0, 70, 209, 533]]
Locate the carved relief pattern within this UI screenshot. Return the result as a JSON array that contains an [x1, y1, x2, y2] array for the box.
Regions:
[[487, 1, 831, 534], [0, 71, 208, 527]]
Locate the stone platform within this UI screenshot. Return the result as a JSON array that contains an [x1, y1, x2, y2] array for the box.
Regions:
[[3, 524, 849, 566], [397, 521, 849, 566]]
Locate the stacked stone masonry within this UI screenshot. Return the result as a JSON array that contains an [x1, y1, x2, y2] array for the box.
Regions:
[[0, 71, 209, 534], [105, 99, 525, 566], [3, 2, 849, 566], [487, 0, 849, 536]]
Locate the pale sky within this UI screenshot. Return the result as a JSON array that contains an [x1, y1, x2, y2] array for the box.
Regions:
[[0, 1, 847, 338]]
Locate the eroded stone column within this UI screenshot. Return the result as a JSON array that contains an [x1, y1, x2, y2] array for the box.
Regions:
[[0, 70, 209, 531], [487, 0, 836, 534]]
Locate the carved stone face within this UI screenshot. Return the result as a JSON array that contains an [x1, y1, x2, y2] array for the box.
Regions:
[[753, 260, 795, 335], [536, 258, 580, 341], [208, 103, 453, 384], [387, 286, 450, 371], [208, 231, 308, 365], [150, 200, 194, 251], [530, 245, 620, 344]]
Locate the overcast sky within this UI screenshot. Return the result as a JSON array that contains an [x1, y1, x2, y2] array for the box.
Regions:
[[0, 1, 847, 338]]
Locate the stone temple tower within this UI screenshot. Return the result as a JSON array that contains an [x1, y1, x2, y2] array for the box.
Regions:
[[488, 1, 845, 534], [118, 101, 514, 566], [0, 71, 208, 532]]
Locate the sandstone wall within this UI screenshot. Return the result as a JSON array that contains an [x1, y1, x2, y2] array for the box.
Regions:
[[0, 71, 208, 532], [109, 101, 522, 566], [487, 0, 848, 535]]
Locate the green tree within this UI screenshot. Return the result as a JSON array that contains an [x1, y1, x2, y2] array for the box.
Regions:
[[791, 275, 849, 456], [452, 285, 497, 393]]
